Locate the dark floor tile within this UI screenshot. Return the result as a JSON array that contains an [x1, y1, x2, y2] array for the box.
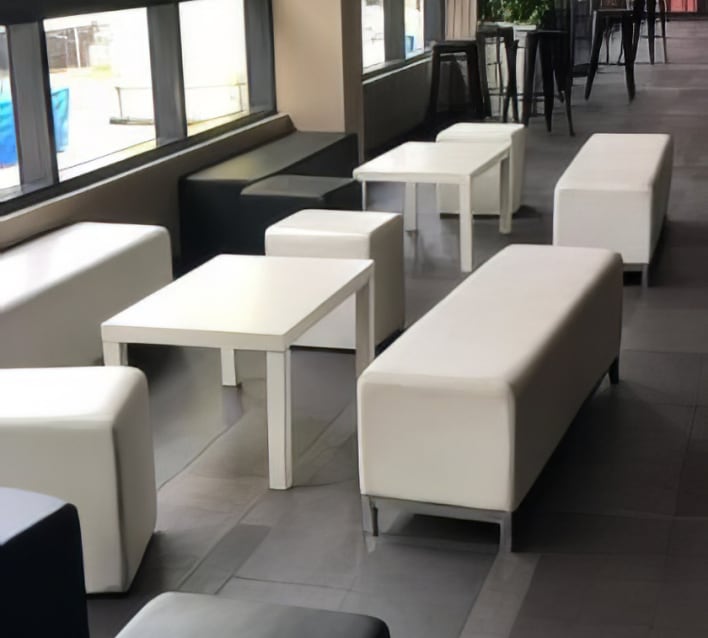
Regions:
[[653, 580, 708, 630], [600, 350, 702, 406], [667, 518, 708, 556], [518, 513, 672, 555]]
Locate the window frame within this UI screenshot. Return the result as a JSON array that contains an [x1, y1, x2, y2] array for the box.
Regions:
[[361, 0, 443, 77], [0, 0, 275, 214]]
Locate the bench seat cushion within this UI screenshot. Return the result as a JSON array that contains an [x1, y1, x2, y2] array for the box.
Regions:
[[183, 131, 358, 186], [1, 222, 172, 368], [358, 244, 622, 512], [116, 593, 390, 638], [553, 133, 673, 265]]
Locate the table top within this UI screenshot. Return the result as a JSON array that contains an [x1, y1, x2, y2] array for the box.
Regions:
[[353, 141, 510, 185], [101, 254, 373, 352]]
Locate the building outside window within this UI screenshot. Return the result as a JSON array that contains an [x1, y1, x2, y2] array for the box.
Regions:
[[179, 0, 249, 135], [405, 0, 425, 56], [44, 9, 156, 181], [362, 0, 385, 68], [0, 27, 20, 190]]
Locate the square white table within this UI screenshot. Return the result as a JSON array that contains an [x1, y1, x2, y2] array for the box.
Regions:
[[101, 254, 375, 490], [353, 141, 511, 272]]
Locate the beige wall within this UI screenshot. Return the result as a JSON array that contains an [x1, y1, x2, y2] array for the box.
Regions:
[[0, 115, 293, 252], [272, 0, 363, 151], [446, 0, 477, 38]]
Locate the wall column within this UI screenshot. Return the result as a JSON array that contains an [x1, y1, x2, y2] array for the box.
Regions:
[[271, 0, 364, 157]]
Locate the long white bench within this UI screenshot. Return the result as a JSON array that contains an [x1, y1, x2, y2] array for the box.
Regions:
[[357, 244, 623, 550], [553, 133, 673, 286], [1, 222, 172, 368]]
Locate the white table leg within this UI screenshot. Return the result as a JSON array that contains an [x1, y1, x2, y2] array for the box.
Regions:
[[403, 182, 418, 231], [459, 178, 474, 273], [220, 348, 239, 387], [499, 155, 512, 234], [361, 181, 367, 210], [355, 275, 375, 376], [266, 350, 293, 490], [103, 341, 127, 366]]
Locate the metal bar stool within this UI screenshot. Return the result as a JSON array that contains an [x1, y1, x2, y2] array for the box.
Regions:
[[585, 6, 637, 100], [522, 29, 575, 136], [426, 40, 486, 126], [476, 24, 520, 123]]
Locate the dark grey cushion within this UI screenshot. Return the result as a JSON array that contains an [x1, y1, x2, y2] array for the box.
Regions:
[[185, 132, 357, 185], [240, 174, 355, 199], [0, 488, 89, 638], [117, 593, 390, 638]]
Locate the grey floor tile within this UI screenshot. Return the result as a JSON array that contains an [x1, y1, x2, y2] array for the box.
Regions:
[[599, 350, 702, 406], [698, 360, 708, 405], [177, 524, 270, 594], [518, 513, 672, 555], [236, 484, 367, 589], [217, 577, 348, 611], [340, 588, 475, 638], [349, 541, 493, 599], [653, 580, 708, 630], [667, 518, 708, 556]]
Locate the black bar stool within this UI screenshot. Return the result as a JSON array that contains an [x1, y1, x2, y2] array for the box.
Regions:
[[522, 29, 575, 136], [476, 24, 520, 123], [426, 40, 486, 125], [585, 7, 637, 100], [633, 0, 668, 63]]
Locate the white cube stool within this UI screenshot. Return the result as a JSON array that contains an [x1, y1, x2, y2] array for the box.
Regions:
[[0, 366, 157, 593], [553, 133, 673, 286], [436, 122, 526, 216], [265, 210, 404, 349]]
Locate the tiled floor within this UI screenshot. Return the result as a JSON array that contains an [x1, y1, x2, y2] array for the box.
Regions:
[[90, 21, 708, 638]]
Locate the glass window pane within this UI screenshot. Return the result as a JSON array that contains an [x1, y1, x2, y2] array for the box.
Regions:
[[362, 0, 385, 68], [0, 27, 20, 191], [45, 9, 155, 181], [405, 0, 425, 57], [179, 0, 249, 135]]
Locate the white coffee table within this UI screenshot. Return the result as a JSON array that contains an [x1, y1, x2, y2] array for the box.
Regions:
[[353, 141, 511, 272], [101, 254, 374, 490]]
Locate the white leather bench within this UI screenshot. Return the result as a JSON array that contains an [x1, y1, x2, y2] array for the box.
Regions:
[[1, 222, 172, 368], [553, 133, 673, 286], [0, 366, 157, 593], [357, 244, 623, 550], [436, 122, 526, 216]]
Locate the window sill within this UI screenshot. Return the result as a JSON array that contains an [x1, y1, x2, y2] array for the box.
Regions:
[[362, 49, 431, 81]]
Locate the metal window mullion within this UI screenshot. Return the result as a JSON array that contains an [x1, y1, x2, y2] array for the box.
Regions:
[[384, 0, 405, 61], [7, 22, 58, 186], [244, 0, 276, 113], [425, 0, 444, 43], [147, 3, 187, 144]]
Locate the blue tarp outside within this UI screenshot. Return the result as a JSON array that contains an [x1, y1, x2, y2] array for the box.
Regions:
[[0, 87, 69, 166]]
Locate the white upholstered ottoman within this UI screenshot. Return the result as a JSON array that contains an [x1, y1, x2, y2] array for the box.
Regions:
[[436, 122, 526, 216], [553, 133, 673, 286], [358, 245, 623, 550], [1, 222, 172, 368], [265, 210, 404, 349], [0, 366, 156, 593]]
